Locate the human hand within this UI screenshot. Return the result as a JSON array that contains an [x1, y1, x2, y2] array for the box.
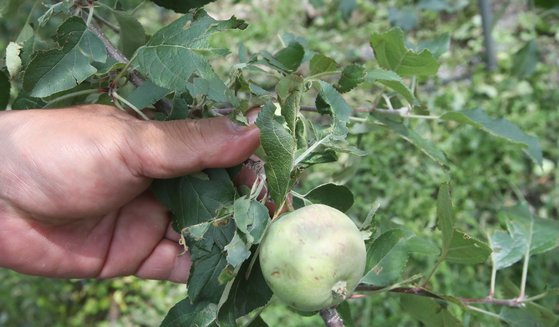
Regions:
[[0, 105, 260, 283]]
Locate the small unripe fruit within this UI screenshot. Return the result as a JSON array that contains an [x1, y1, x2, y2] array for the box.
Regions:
[[259, 204, 366, 312]]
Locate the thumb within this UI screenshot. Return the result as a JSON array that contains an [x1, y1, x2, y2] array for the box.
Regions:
[[128, 117, 260, 178]]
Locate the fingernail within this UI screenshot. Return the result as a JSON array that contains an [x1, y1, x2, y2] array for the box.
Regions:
[[246, 110, 259, 125]]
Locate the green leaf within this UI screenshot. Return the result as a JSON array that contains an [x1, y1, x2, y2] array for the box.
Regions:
[[309, 54, 337, 76], [113, 10, 147, 58], [187, 220, 236, 303], [126, 80, 169, 110], [373, 115, 448, 166], [338, 0, 357, 21], [273, 42, 305, 72], [37, 0, 73, 27], [318, 81, 352, 138], [276, 74, 304, 134], [233, 196, 270, 244], [255, 102, 296, 208], [416, 33, 451, 58], [224, 232, 251, 268], [490, 230, 526, 270], [388, 6, 418, 31], [370, 28, 439, 77], [367, 68, 417, 104], [500, 304, 558, 327], [440, 109, 543, 166], [504, 204, 559, 256], [512, 39, 539, 79], [445, 229, 491, 264], [134, 10, 246, 96], [400, 294, 463, 327], [160, 299, 217, 327], [0, 71, 10, 110], [11, 94, 45, 109], [361, 229, 411, 286], [151, 169, 236, 231], [336, 301, 355, 327], [217, 259, 273, 326], [23, 17, 107, 98], [436, 182, 455, 252], [336, 64, 366, 93], [303, 183, 354, 212], [150, 0, 217, 13]]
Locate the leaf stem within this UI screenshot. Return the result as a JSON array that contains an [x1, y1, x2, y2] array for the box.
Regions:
[[306, 70, 342, 81], [292, 134, 331, 168], [422, 257, 443, 287], [43, 89, 101, 108], [112, 91, 150, 120], [465, 305, 504, 321], [86, 4, 94, 27]]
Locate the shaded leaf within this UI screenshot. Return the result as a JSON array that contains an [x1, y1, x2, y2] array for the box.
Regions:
[[373, 114, 448, 166], [113, 10, 147, 58], [500, 304, 558, 327], [367, 68, 417, 104], [309, 54, 337, 76], [304, 183, 354, 212], [370, 28, 439, 77], [233, 196, 270, 244], [273, 42, 305, 72], [151, 169, 236, 231], [126, 80, 169, 110], [400, 294, 463, 327], [524, 218, 559, 255], [0, 71, 9, 109], [338, 0, 357, 20], [388, 6, 418, 31], [492, 203, 559, 271], [255, 102, 296, 208], [440, 109, 542, 166], [318, 81, 352, 138], [445, 229, 491, 265], [23, 17, 107, 98], [416, 33, 451, 58], [336, 301, 355, 327], [160, 299, 217, 327], [151, 0, 217, 13], [276, 74, 304, 134], [336, 64, 366, 93], [224, 232, 251, 268], [187, 220, 236, 303], [512, 40, 539, 79], [37, 0, 73, 27], [436, 182, 455, 252], [361, 229, 411, 286], [217, 259, 273, 326], [490, 230, 525, 270]]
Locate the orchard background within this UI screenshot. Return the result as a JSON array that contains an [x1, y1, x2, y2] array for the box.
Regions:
[[1, 0, 558, 326]]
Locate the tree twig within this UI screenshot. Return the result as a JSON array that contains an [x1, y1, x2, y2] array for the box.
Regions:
[[356, 284, 526, 308], [319, 308, 345, 327], [79, 10, 172, 115]]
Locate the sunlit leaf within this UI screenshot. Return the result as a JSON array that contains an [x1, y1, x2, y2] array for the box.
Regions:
[[255, 102, 296, 208], [370, 28, 439, 77], [23, 17, 107, 98]]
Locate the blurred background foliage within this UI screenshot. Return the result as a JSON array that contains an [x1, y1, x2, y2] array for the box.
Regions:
[[1, 0, 558, 326]]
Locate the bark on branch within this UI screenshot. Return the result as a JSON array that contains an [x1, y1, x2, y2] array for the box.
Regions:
[[319, 308, 345, 327]]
